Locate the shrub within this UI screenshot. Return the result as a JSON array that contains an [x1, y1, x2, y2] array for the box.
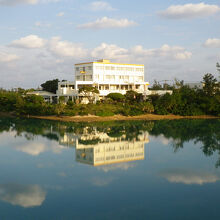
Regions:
[[107, 93, 125, 102]]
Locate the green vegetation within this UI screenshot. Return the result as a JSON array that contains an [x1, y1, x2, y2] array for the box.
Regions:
[[149, 73, 220, 116], [78, 86, 99, 103], [0, 73, 219, 117], [41, 79, 59, 93]]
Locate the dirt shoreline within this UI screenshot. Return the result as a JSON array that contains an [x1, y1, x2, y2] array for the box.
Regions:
[[0, 112, 218, 122], [28, 114, 219, 122]]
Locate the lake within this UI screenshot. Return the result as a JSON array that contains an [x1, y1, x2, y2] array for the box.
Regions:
[[0, 117, 219, 220]]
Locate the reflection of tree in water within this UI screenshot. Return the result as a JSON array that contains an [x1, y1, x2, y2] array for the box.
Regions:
[[0, 117, 154, 142], [78, 138, 100, 145], [0, 117, 219, 166], [150, 119, 220, 167]]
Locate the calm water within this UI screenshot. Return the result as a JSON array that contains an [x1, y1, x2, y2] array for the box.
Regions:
[[0, 117, 219, 220]]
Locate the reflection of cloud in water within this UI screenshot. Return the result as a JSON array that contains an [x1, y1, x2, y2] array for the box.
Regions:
[[15, 142, 64, 156], [91, 177, 115, 187], [160, 169, 219, 185], [0, 132, 65, 156], [0, 184, 46, 208], [97, 162, 136, 172], [150, 135, 171, 146]]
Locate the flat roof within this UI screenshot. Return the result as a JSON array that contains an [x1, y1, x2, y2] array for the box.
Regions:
[[75, 61, 144, 66]]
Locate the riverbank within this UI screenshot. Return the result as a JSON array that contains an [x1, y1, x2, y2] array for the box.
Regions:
[[29, 114, 219, 122]]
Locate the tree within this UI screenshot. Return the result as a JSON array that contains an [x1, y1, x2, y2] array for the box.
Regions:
[[41, 79, 59, 94], [125, 90, 143, 103], [202, 73, 217, 96], [78, 86, 99, 103], [107, 93, 125, 102], [150, 80, 163, 90], [217, 62, 220, 73]]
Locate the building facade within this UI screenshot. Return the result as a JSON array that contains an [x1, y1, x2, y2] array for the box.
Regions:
[[56, 59, 150, 99], [75, 129, 149, 166]]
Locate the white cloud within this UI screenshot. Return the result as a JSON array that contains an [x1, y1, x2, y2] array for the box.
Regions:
[[56, 12, 64, 17], [91, 43, 192, 61], [0, 0, 37, 5], [160, 169, 219, 185], [0, 35, 195, 89], [10, 35, 46, 48], [89, 1, 116, 11], [90, 177, 114, 186], [97, 163, 136, 172], [0, 52, 19, 62], [204, 38, 220, 48], [77, 17, 137, 29], [0, 0, 59, 6], [131, 44, 192, 60], [35, 21, 51, 28], [150, 134, 172, 145], [15, 141, 64, 156], [0, 184, 46, 207], [91, 43, 129, 60], [159, 3, 220, 19], [48, 37, 88, 58]]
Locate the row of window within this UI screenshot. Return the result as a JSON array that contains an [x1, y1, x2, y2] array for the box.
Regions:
[[76, 66, 92, 71], [60, 84, 75, 89], [96, 66, 144, 72], [76, 75, 144, 82], [95, 152, 144, 162], [76, 66, 144, 72], [95, 145, 144, 154]]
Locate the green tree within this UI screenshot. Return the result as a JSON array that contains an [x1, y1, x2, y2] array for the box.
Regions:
[[78, 86, 99, 103], [41, 79, 59, 94], [217, 62, 220, 74], [202, 73, 217, 96], [150, 80, 163, 90], [125, 90, 143, 103], [107, 93, 125, 102]]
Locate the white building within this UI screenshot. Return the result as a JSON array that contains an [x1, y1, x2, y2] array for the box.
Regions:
[[56, 59, 150, 100], [75, 130, 149, 166]]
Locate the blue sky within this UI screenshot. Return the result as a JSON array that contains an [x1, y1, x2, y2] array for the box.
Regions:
[[0, 0, 219, 88]]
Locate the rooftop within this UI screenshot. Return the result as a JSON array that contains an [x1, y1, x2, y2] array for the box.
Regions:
[[75, 59, 144, 66]]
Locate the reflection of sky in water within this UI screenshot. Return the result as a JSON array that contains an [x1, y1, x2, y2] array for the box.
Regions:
[[0, 184, 46, 208], [0, 118, 220, 219]]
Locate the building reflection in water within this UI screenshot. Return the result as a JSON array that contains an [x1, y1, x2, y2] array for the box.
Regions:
[[58, 127, 149, 166]]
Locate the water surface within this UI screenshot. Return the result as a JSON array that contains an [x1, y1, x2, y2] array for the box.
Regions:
[[0, 117, 219, 219]]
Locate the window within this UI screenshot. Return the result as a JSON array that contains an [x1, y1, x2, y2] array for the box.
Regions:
[[136, 68, 144, 72], [69, 85, 75, 89], [105, 66, 111, 70], [76, 67, 79, 71], [88, 66, 92, 70], [96, 66, 104, 70], [76, 76, 80, 80], [87, 75, 92, 80], [95, 75, 99, 80], [139, 76, 143, 81]]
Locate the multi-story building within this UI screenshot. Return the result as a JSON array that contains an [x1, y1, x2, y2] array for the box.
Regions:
[[75, 130, 149, 166], [56, 59, 150, 100]]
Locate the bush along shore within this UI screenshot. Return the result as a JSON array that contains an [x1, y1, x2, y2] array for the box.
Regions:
[[0, 74, 219, 118]]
